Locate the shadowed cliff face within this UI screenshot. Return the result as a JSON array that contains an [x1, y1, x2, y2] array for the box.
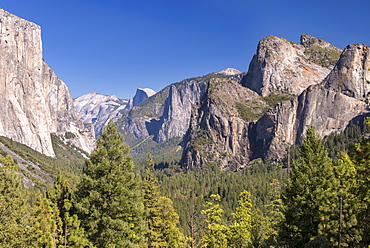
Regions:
[[0, 9, 95, 156], [118, 70, 244, 144], [242, 35, 340, 97], [181, 38, 370, 170], [253, 43, 370, 161], [181, 77, 267, 171]]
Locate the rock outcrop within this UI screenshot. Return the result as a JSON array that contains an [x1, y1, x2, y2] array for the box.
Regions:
[[0, 9, 95, 156], [322, 44, 370, 100], [124, 88, 156, 110], [242, 35, 341, 96], [254, 43, 370, 161], [118, 69, 244, 144], [181, 77, 268, 170], [181, 39, 370, 170], [74, 92, 128, 138]]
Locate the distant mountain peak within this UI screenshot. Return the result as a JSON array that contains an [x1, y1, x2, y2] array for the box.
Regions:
[[216, 68, 242, 75], [137, 88, 156, 96]]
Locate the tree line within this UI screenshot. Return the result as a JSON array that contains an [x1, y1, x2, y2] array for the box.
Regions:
[[0, 120, 369, 247]]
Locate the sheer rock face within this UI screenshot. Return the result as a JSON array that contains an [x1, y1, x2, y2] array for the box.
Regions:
[[121, 79, 207, 141], [181, 40, 370, 169], [323, 44, 370, 100], [119, 69, 243, 143], [74, 92, 128, 139], [254, 43, 370, 161], [154, 81, 207, 143], [124, 88, 156, 111], [181, 77, 267, 171], [242, 35, 337, 96], [0, 9, 95, 156]]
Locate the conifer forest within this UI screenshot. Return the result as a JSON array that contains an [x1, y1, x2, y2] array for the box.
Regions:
[[1, 118, 370, 247]]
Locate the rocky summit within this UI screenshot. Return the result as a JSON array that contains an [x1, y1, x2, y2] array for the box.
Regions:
[[181, 77, 268, 171], [255, 43, 370, 161], [242, 35, 341, 97], [74, 92, 129, 139], [181, 36, 370, 170], [0, 8, 94, 157]]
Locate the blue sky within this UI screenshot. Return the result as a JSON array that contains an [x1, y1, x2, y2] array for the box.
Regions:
[[2, 0, 370, 99]]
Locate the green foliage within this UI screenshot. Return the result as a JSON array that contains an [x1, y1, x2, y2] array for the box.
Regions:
[[304, 45, 342, 68], [144, 153, 185, 248], [34, 196, 62, 247], [0, 146, 7, 156], [0, 166, 34, 247], [64, 132, 76, 139], [281, 126, 338, 246], [0, 135, 86, 186], [157, 160, 286, 237], [47, 175, 94, 247], [127, 135, 183, 166], [325, 119, 369, 159], [75, 120, 146, 247], [330, 152, 362, 246], [153, 196, 186, 248], [201, 194, 229, 248], [234, 93, 295, 122], [262, 93, 295, 107], [235, 101, 267, 122], [229, 191, 253, 247], [347, 131, 370, 246], [262, 179, 284, 246]]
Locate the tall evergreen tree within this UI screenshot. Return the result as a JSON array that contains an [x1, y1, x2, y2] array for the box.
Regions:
[[229, 190, 253, 248], [154, 196, 186, 247], [0, 164, 34, 247], [47, 175, 94, 247], [201, 194, 229, 248], [263, 179, 284, 246], [34, 196, 62, 248], [330, 152, 362, 247], [143, 153, 185, 248], [143, 153, 161, 247], [75, 120, 146, 248], [347, 133, 370, 246], [281, 126, 338, 246]]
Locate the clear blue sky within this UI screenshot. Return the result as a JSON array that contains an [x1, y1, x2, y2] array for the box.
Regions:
[[2, 0, 370, 99]]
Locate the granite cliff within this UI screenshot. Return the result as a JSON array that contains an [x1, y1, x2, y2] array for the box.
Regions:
[[255, 43, 370, 161], [0, 8, 94, 157], [124, 88, 156, 110], [181, 77, 267, 170], [181, 37, 370, 170], [242, 35, 341, 96], [117, 69, 244, 144]]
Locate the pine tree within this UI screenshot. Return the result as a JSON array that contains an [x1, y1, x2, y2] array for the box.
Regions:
[[264, 179, 284, 246], [75, 120, 146, 247], [47, 175, 94, 247], [0, 164, 34, 247], [330, 152, 362, 247], [201, 194, 229, 248], [143, 153, 185, 248], [143, 153, 161, 247], [34, 196, 62, 248], [154, 196, 186, 247], [347, 133, 370, 246], [281, 126, 338, 246], [229, 190, 253, 248]]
